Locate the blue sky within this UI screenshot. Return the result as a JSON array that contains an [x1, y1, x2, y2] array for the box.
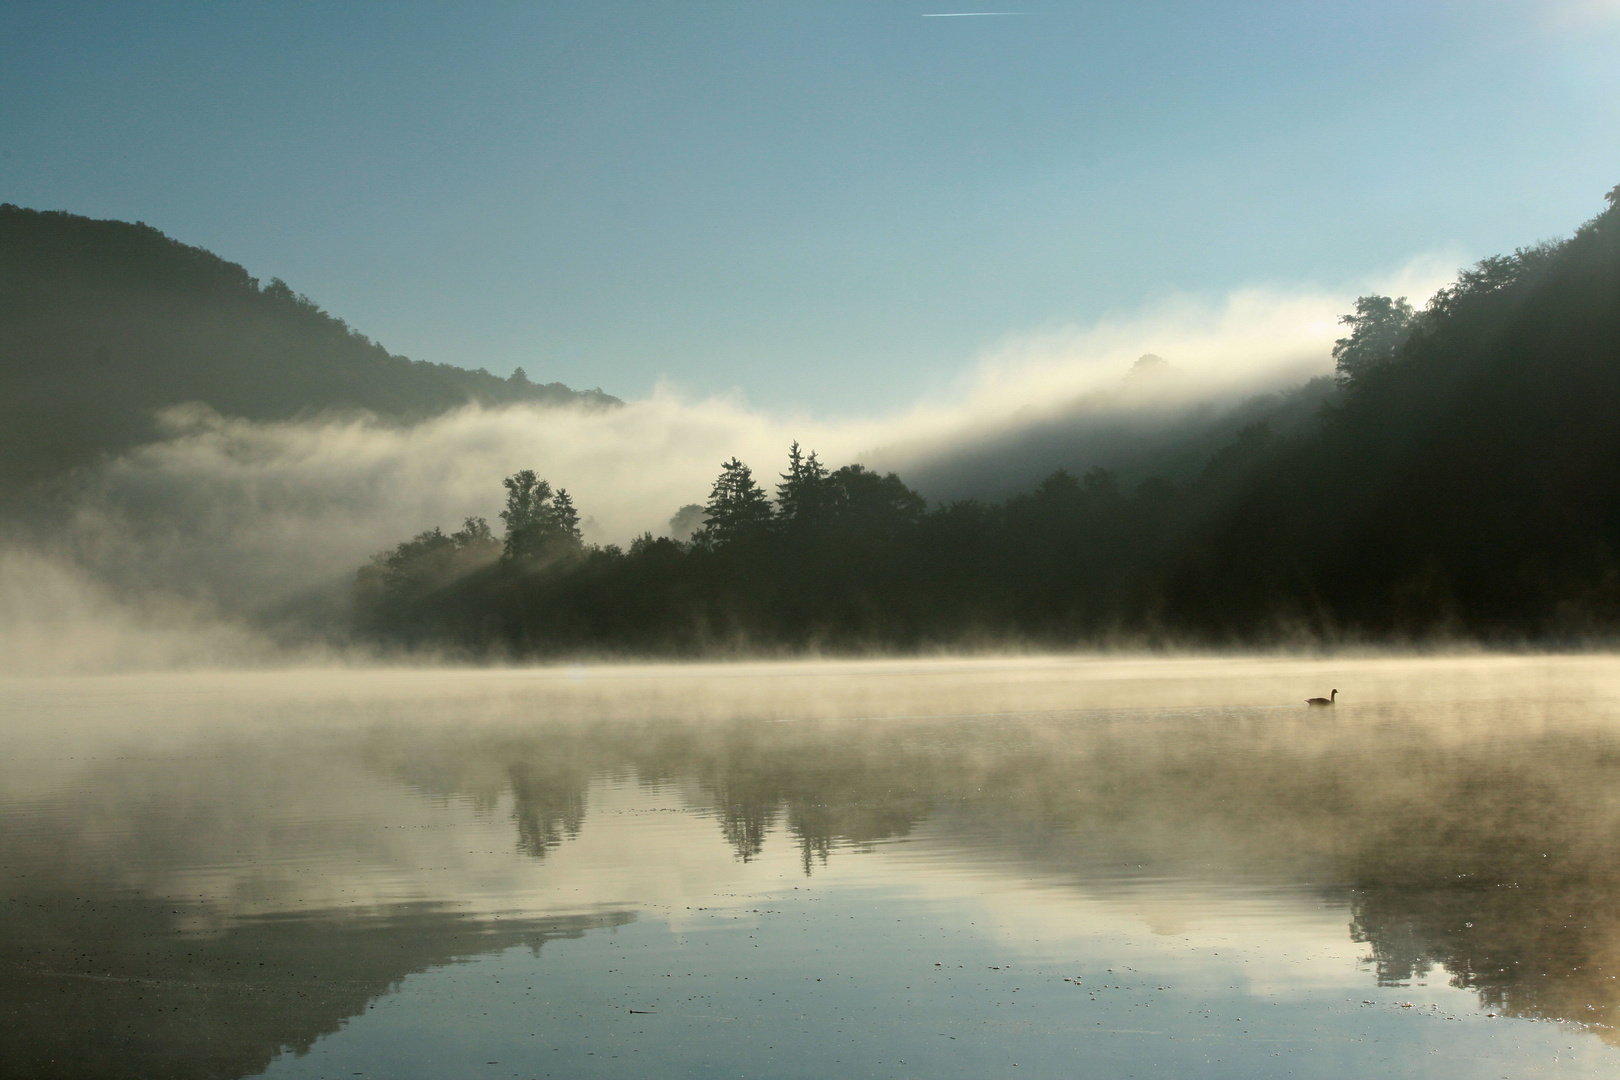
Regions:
[[3, 1, 1617, 413]]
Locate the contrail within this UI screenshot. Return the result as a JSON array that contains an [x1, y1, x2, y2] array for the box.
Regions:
[[921, 12, 1028, 16]]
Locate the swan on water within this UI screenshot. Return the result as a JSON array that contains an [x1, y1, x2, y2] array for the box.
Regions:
[[1306, 689, 1338, 707]]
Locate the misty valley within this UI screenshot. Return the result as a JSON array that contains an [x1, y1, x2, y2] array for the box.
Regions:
[[4, 63, 1620, 1080], [349, 190, 1620, 654], [8, 189, 1620, 662]]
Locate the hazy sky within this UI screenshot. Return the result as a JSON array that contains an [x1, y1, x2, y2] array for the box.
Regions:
[[3, 1, 1617, 413]]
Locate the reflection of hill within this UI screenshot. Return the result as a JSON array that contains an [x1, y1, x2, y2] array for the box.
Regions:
[[0, 720, 635, 1079], [0, 895, 630, 1080]]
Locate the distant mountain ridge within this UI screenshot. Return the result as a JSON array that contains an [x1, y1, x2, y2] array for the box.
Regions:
[[0, 204, 617, 493]]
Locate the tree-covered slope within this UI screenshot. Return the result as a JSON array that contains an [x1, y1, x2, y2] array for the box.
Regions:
[[355, 186, 1620, 650], [0, 205, 617, 492], [1159, 187, 1620, 636]]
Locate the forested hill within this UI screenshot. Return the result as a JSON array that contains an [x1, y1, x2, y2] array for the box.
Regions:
[[0, 205, 617, 493], [358, 185, 1620, 650], [1153, 187, 1620, 637]]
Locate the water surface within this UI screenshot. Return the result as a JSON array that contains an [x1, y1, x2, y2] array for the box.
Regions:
[[4, 655, 1620, 1078]]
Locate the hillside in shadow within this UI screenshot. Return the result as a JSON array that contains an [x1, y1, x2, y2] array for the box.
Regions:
[[0, 205, 617, 497], [876, 368, 1340, 505]]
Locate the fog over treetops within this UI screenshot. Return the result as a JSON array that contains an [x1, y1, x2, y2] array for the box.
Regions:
[[4, 189, 1619, 668]]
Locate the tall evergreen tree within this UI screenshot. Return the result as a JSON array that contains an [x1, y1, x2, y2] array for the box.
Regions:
[[702, 457, 774, 545], [776, 441, 830, 531], [551, 489, 582, 544]]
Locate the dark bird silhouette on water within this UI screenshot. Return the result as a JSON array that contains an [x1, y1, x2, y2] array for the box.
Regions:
[[1306, 689, 1338, 707]]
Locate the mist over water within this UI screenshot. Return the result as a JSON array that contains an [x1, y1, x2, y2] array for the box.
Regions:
[[5, 655, 1619, 1078]]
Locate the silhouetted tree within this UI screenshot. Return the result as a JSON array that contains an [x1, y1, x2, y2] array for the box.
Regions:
[[824, 464, 927, 535], [1333, 295, 1416, 386], [776, 441, 830, 531], [701, 457, 774, 545], [500, 470, 551, 560], [356, 515, 501, 609], [551, 488, 582, 543], [500, 470, 582, 561]]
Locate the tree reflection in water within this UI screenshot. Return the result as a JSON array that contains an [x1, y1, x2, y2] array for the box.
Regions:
[[380, 700, 1620, 1040], [10, 663, 1620, 1077]]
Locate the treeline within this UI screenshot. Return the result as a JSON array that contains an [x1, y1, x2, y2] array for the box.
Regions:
[[357, 186, 1620, 651], [0, 204, 617, 494]]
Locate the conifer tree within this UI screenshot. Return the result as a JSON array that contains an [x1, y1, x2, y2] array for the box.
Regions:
[[702, 457, 774, 545], [776, 441, 830, 531], [551, 489, 582, 544]]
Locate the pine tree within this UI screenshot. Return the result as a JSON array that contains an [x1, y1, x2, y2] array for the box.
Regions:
[[550, 489, 582, 544], [776, 441, 830, 531], [702, 457, 774, 545]]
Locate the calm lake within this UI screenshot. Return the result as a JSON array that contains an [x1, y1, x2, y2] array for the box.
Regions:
[[4, 655, 1620, 1079]]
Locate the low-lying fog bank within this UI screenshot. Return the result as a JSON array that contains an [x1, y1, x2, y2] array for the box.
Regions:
[[6, 650, 1616, 713], [2, 264, 1459, 674]]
